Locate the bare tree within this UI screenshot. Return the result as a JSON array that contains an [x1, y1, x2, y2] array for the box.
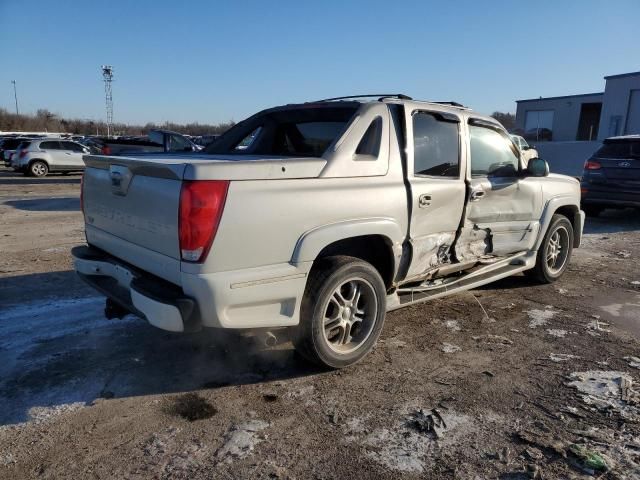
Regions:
[[490, 112, 516, 131]]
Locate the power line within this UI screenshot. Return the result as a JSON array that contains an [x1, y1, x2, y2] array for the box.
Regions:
[[101, 65, 114, 136]]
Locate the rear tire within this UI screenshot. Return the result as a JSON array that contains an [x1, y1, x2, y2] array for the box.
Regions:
[[526, 214, 574, 284], [293, 256, 387, 369], [29, 161, 48, 177], [583, 205, 603, 217]]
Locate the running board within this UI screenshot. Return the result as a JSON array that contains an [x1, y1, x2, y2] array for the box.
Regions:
[[386, 251, 537, 312]]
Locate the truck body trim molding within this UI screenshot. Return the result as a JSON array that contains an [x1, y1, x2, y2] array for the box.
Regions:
[[290, 217, 404, 265]]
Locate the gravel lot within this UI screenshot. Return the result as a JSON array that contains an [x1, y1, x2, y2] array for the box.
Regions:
[[1, 167, 640, 479]]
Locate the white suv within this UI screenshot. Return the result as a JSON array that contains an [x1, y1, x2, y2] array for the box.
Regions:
[[13, 139, 91, 177]]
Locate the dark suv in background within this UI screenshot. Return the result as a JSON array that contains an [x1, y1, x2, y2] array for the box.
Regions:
[[581, 135, 640, 216]]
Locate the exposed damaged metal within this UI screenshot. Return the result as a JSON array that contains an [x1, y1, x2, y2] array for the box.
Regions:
[[454, 223, 492, 261]]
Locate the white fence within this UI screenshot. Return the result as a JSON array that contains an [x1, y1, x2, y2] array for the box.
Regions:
[[532, 141, 601, 178]]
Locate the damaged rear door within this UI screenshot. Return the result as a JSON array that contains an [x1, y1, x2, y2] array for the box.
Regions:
[[403, 108, 466, 279], [456, 119, 542, 261]]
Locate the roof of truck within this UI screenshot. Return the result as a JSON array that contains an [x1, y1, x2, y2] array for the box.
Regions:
[[244, 95, 502, 131]]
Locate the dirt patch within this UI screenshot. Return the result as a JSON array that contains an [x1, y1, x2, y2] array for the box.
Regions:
[[165, 393, 217, 422]]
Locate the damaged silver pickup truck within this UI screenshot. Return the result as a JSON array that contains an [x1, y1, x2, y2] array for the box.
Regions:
[[72, 94, 584, 368]]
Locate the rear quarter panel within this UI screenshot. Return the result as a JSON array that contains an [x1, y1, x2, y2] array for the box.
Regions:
[[185, 174, 408, 274]]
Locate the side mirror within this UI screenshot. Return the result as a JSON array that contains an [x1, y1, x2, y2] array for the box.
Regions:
[[527, 158, 549, 177], [522, 145, 530, 151]]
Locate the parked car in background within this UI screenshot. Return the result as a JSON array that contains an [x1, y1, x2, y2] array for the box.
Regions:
[[1, 137, 33, 167], [510, 134, 539, 166], [581, 135, 640, 216], [90, 130, 202, 155], [12, 139, 91, 176], [73, 95, 583, 368], [193, 134, 220, 147]]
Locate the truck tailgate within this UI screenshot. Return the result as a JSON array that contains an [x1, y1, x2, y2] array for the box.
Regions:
[[81, 153, 327, 269], [83, 156, 186, 260]]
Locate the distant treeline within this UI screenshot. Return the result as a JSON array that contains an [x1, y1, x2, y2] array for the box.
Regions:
[[0, 108, 235, 136]]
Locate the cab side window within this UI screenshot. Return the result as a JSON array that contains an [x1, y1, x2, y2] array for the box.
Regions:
[[469, 124, 520, 177], [40, 141, 61, 150], [412, 112, 460, 177], [355, 117, 382, 157]]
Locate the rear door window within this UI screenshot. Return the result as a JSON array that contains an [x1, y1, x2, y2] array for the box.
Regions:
[[40, 141, 61, 150], [62, 141, 84, 152], [413, 112, 460, 177]]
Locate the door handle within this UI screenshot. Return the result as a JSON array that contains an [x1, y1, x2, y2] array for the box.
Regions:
[[470, 189, 485, 202], [418, 194, 432, 208]]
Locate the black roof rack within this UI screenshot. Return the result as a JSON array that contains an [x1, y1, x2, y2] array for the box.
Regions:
[[432, 101, 466, 108], [310, 94, 413, 103]]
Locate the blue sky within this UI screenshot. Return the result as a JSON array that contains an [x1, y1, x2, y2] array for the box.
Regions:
[[1, 0, 638, 125]]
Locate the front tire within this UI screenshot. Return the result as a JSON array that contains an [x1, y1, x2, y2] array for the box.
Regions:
[[29, 161, 48, 177], [526, 214, 574, 283], [293, 256, 387, 369]]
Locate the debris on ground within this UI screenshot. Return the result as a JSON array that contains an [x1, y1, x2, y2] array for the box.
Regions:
[[215, 420, 269, 462], [440, 343, 461, 353], [165, 393, 217, 422], [624, 356, 640, 369], [549, 353, 580, 362], [358, 410, 473, 474], [526, 308, 558, 328], [472, 334, 513, 345], [516, 428, 568, 457], [567, 371, 640, 419], [616, 251, 632, 259], [406, 408, 447, 438], [568, 443, 608, 474], [586, 317, 611, 336]]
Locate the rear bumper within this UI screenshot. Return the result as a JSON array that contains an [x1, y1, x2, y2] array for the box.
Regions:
[[72, 244, 311, 331], [72, 245, 199, 332], [581, 183, 640, 208]]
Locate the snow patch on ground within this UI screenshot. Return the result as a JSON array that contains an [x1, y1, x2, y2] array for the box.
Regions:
[[567, 371, 639, 420], [215, 420, 269, 463], [546, 329, 567, 338], [624, 356, 640, 369], [549, 353, 580, 362], [360, 411, 473, 474], [526, 308, 558, 328], [440, 343, 461, 354], [444, 320, 461, 332]]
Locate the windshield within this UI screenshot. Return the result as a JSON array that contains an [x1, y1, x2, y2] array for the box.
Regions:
[[204, 105, 358, 157], [595, 140, 640, 159]]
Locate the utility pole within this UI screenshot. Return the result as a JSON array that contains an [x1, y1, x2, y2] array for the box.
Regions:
[[101, 65, 114, 136], [11, 80, 18, 115]]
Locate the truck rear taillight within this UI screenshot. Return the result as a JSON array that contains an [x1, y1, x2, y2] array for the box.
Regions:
[[101, 145, 112, 155], [584, 160, 601, 170], [179, 180, 229, 263]]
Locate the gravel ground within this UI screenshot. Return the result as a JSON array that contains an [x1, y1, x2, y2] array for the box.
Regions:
[[1, 168, 640, 479]]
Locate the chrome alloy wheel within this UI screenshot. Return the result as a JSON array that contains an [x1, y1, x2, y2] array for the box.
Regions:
[[32, 163, 46, 176], [545, 225, 570, 274], [322, 277, 378, 354]]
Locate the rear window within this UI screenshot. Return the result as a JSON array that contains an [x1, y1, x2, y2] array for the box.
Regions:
[[204, 106, 358, 157], [16, 141, 31, 150], [595, 140, 640, 159], [1, 139, 26, 149]]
